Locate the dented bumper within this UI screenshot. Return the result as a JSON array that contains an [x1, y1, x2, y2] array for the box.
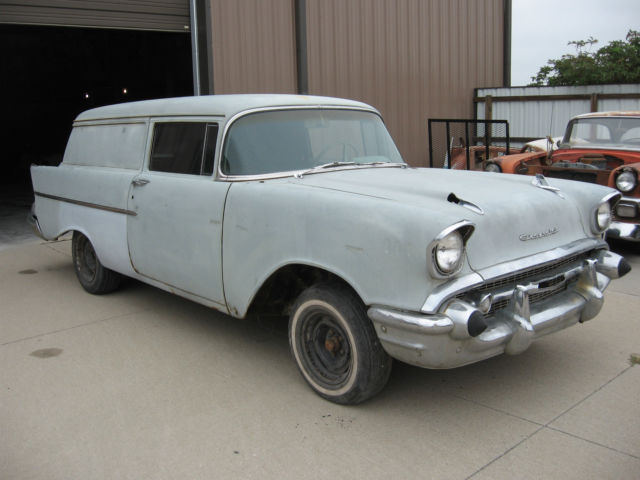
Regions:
[[368, 245, 630, 369]]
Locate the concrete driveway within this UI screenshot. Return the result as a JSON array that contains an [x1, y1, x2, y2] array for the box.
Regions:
[[1, 239, 639, 479]]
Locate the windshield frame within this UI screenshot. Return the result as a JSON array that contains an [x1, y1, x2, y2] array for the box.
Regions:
[[216, 106, 405, 181]]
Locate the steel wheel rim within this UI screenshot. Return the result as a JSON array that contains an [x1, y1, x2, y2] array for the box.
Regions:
[[75, 236, 97, 284], [299, 306, 352, 388]]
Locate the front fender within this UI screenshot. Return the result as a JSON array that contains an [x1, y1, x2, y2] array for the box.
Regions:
[[221, 180, 469, 318]]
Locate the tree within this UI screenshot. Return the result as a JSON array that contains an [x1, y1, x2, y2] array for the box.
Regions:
[[530, 30, 640, 86]]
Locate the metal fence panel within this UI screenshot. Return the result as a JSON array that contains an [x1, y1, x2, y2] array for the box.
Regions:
[[428, 119, 510, 169]]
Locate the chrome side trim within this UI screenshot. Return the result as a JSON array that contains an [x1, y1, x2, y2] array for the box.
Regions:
[[34, 192, 137, 216], [421, 237, 606, 314]]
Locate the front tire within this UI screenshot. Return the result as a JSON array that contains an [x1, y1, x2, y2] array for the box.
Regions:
[[72, 231, 121, 294], [289, 283, 392, 404]]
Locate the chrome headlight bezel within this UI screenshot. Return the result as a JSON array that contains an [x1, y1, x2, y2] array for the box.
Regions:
[[615, 170, 637, 193], [591, 192, 620, 234], [594, 202, 612, 233], [428, 221, 475, 278]]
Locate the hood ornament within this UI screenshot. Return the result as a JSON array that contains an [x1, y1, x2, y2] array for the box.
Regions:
[[532, 174, 565, 199]]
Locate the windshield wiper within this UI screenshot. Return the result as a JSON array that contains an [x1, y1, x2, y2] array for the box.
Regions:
[[294, 161, 359, 178], [294, 161, 406, 178]]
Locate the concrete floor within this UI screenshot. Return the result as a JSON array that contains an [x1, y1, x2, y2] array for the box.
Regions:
[[1, 227, 639, 479]]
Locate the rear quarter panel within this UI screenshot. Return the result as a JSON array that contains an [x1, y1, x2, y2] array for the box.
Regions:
[[31, 164, 138, 275]]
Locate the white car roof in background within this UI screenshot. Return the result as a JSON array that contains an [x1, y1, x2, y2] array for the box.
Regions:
[[573, 111, 640, 120]]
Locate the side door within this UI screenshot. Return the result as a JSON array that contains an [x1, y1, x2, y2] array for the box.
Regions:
[[126, 119, 229, 310]]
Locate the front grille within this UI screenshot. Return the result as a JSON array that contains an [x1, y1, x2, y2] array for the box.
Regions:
[[457, 251, 592, 317], [479, 252, 585, 293]]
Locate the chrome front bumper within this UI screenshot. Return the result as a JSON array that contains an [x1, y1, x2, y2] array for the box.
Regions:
[[368, 247, 630, 369]]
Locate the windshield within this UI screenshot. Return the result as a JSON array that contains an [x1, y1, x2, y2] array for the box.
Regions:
[[221, 109, 404, 176], [563, 116, 640, 150]]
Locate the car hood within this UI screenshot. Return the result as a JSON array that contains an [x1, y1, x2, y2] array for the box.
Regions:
[[290, 167, 600, 271]]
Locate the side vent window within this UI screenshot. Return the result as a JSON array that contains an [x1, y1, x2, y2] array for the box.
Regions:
[[150, 122, 218, 176], [202, 124, 219, 175]]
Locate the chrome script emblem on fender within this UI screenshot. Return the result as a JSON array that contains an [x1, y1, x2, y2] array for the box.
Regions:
[[519, 227, 559, 241]]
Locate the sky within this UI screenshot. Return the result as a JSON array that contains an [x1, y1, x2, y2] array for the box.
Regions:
[[511, 0, 640, 86]]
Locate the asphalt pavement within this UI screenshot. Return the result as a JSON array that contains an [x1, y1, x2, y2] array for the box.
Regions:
[[1, 233, 639, 479]]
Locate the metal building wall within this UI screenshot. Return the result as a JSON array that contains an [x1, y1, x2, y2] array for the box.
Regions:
[[305, 0, 505, 166], [476, 84, 640, 141], [0, 0, 190, 32], [209, 0, 297, 94]]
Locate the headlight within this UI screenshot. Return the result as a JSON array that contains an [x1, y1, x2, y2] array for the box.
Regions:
[[594, 202, 612, 233], [615, 171, 637, 193], [484, 162, 502, 173], [434, 230, 464, 274], [428, 221, 474, 278]]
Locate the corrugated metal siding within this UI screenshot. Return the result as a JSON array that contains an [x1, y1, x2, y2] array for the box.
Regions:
[[0, 0, 190, 32], [305, 0, 505, 166], [476, 84, 640, 140], [210, 0, 297, 94]]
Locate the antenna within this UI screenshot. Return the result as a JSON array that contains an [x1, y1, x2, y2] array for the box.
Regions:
[[547, 102, 555, 159]]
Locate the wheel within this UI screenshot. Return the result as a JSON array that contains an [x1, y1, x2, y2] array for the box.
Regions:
[[71, 231, 121, 294], [288, 283, 392, 404]]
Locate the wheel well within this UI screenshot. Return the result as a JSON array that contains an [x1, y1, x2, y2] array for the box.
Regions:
[[247, 265, 359, 317]]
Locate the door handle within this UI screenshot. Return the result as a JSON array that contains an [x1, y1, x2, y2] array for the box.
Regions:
[[132, 178, 150, 187]]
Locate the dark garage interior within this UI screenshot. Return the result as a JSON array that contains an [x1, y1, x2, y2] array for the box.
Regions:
[[0, 24, 192, 244]]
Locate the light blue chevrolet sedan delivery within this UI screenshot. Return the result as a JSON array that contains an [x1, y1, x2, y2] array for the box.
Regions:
[[30, 95, 630, 404]]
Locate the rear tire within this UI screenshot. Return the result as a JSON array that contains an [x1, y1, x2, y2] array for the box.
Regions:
[[289, 283, 392, 404], [71, 231, 121, 294]]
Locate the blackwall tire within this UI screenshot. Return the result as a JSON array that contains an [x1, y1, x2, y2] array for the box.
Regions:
[[289, 283, 392, 405], [71, 231, 121, 294]]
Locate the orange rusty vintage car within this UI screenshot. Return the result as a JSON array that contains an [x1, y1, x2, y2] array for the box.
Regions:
[[448, 137, 559, 171], [492, 112, 640, 242]]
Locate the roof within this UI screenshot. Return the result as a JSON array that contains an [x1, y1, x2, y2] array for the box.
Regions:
[[573, 111, 640, 119], [74, 94, 376, 123]]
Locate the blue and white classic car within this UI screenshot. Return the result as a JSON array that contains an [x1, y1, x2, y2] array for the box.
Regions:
[[30, 95, 631, 404]]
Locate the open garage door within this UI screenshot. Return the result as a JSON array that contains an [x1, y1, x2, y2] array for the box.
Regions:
[[0, 18, 193, 247], [0, 0, 190, 32]]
